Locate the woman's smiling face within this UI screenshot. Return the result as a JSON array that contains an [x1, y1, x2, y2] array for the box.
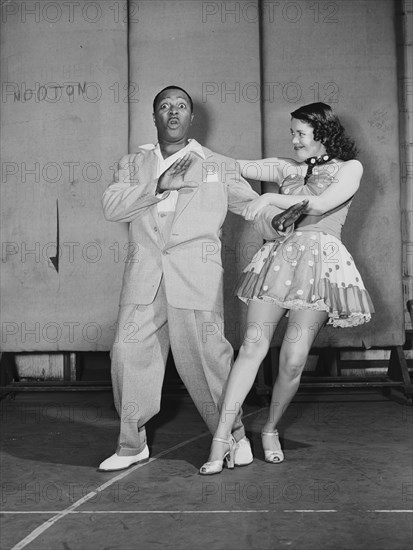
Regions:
[[290, 118, 326, 161]]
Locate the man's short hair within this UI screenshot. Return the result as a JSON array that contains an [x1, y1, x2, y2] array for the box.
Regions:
[[153, 86, 193, 112]]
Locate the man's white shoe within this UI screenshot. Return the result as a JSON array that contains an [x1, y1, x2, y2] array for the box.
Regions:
[[98, 445, 150, 471], [234, 436, 253, 466]]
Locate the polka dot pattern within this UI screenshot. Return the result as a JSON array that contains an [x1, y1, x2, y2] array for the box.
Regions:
[[234, 172, 374, 329]]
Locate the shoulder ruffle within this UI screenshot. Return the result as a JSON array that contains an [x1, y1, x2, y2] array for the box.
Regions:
[[281, 168, 336, 197]]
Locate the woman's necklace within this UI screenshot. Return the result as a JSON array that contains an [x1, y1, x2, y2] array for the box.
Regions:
[[304, 154, 331, 184]]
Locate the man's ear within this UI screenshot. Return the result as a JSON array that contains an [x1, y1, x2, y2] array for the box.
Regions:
[[190, 113, 194, 124], [152, 113, 156, 125]]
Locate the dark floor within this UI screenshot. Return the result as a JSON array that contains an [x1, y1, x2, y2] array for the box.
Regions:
[[0, 388, 412, 550]]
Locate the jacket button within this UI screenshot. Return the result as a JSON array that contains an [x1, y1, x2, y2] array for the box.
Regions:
[[154, 227, 158, 232], [162, 250, 169, 255]]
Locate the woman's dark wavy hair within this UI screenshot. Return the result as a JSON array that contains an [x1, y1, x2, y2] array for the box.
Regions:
[[290, 102, 358, 160]]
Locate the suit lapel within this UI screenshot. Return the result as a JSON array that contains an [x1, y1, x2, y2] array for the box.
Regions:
[[171, 147, 213, 225], [172, 148, 218, 225], [143, 145, 216, 241], [140, 149, 162, 229]]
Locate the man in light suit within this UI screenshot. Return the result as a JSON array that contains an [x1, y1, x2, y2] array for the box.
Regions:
[[99, 86, 306, 471]]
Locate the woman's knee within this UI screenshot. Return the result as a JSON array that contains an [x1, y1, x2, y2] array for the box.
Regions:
[[279, 350, 308, 380], [239, 336, 269, 363]]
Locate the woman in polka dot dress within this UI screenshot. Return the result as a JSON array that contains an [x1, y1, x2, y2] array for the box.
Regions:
[[200, 102, 374, 475]]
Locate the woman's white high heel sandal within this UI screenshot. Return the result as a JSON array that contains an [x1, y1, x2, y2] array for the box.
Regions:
[[199, 437, 235, 475], [261, 430, 284, 463]]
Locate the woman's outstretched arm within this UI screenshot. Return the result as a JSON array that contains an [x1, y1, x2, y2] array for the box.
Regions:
[[242, 159, 363, 220], [237, 157, 296, 184]]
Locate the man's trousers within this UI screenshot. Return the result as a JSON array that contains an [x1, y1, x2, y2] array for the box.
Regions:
[[111, 280, 245, 456]]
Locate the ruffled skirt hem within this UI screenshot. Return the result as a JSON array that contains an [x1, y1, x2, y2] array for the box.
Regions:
[[236, 272, 372, 328], [235, 231, 374, 329]]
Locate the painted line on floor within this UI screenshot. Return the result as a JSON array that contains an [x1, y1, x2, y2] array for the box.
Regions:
[[365, 510, 413, 513], [10, 408, 266, 550], [3, 509, 413, 515]]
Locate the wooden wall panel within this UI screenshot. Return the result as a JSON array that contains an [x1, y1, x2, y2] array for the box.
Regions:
[[1, 0, 129, 351], [260, 0, 403, 347], [128, 0, 263, 348], [1, 0, 404, 353]]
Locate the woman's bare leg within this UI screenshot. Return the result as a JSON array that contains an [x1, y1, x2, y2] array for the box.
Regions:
[[206, 300, 286, 462], [262, 309, 328, 435]]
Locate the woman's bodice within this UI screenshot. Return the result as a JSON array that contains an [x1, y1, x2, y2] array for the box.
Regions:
[[280, 164, 352, 239]]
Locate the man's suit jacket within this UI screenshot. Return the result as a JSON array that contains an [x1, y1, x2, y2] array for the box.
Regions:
[[102, 145, 284, 312]]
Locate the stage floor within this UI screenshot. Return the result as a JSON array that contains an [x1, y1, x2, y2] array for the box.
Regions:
[[1, 389, 412, 550]]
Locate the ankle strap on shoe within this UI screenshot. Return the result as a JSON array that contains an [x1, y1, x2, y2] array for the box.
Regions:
[[212, 437, 231, 444]]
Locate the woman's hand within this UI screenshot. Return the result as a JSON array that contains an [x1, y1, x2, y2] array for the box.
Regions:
[[242, 194, 272, 220]]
